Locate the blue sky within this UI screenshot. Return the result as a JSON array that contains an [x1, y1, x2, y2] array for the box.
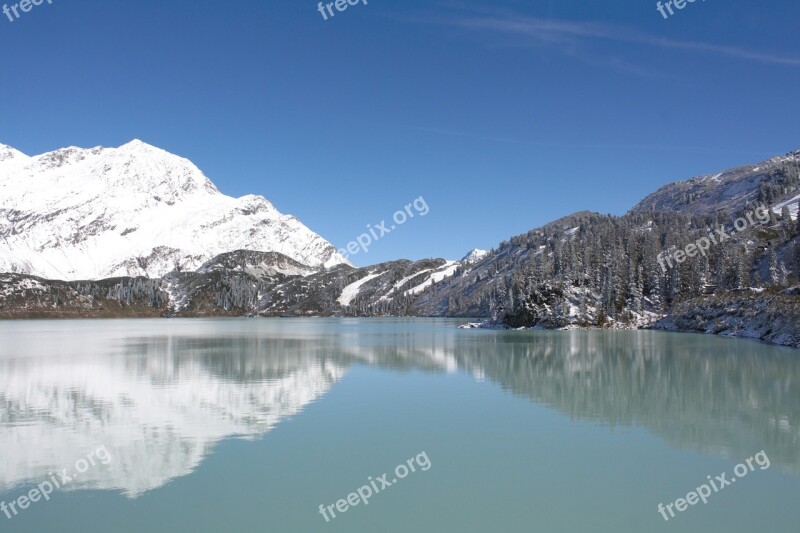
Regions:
[[1, 0, 799, 266]]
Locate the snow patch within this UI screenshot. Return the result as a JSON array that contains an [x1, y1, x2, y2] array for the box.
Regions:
[[338, 271, 385, 306], [406, 262, 459, 296]]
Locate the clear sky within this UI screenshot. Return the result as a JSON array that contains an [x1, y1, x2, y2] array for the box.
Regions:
[[1, 0, 799, 265]]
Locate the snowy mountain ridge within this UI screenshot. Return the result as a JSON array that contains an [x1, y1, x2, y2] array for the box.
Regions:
[[0, 140, 349, 280], [630, 149, 800, 217]]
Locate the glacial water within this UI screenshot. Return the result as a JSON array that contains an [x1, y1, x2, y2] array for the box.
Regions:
[[1, 318, 798, 532]]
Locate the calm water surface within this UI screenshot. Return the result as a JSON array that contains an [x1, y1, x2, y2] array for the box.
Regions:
[[1, 318, 799, 532]]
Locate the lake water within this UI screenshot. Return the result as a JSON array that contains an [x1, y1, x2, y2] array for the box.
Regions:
[[1, 318, 799, 532]]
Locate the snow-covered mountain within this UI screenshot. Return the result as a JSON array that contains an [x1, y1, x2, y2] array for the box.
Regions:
[[0, 140, 349, 280], [630, 150, 800, 216], [461, 248, 488, 264]]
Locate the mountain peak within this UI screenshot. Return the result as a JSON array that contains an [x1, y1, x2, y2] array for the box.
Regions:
[[0, 143, 30, 163], [119, 139, 157, 150], [116, 139, 174, 158], [461, 249, 489, 264]]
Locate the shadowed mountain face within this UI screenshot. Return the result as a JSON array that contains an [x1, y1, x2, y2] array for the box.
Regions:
[[1, 320, 798, 499], [0, 256, 459, 319]]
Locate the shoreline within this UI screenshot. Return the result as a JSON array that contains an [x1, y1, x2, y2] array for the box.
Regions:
[[1, 311, 797, 350]]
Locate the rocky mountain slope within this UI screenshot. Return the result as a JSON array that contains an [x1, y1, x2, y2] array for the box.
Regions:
[[412, 150, 800, 346], [0, 252, 465, 319], [651, 288, 800, 347], [631, 150, 800, 218]]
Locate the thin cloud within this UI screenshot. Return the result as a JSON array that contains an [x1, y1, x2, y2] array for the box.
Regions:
[[447, 14, 800, 67]]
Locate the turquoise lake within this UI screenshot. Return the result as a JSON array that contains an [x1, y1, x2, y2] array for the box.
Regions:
[[0, 318, 798, 532]]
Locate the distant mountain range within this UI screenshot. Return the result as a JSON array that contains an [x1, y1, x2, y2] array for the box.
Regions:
[[1, 140, 799, 347]]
